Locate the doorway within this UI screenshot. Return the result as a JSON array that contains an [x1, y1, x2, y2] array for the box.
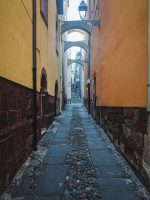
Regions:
[[41, 70, 48, 116], [54, 80, 58, 116], [92, 73, 96, 118]]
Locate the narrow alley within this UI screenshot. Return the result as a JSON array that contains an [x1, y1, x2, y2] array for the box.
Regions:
[[1, 0, 150, 199], [1, 104, 149, 200]]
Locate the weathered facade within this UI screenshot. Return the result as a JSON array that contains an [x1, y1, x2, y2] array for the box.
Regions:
[[87, 0, 150, 188], [0, 0, 63, 194]]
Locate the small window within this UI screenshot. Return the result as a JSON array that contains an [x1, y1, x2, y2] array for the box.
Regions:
[[40, 0, 48, 26]]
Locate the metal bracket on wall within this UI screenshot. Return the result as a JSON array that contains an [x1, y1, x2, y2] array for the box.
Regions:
[[83, 19, 100, 28]]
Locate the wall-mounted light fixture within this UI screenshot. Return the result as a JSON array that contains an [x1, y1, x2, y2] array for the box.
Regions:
[[78, 0, 88, 20], [78, 0, 100, 28]]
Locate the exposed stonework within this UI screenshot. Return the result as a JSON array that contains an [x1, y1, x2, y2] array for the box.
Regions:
[[100, 107, 148, 171], [144, 114, 150, 166], [0, 77, 55, 194]]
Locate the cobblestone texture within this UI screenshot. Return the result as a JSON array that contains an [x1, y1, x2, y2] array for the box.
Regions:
[[63, 107, 101, 200]]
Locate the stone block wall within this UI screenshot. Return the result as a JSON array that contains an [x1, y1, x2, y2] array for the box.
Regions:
[[0, 77, 55, 194], [100, 107, 148, 172]]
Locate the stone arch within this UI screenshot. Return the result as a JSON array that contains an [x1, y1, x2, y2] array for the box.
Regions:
[[64, 41, 88, 52], [68, 29, 85, 36], [40, 68, 48, 117], [68, 59, 88, 67], [61, 21, 92, 35], [67, 30, 86, 41]]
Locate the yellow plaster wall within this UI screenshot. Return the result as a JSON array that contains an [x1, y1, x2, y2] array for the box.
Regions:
[[0, 0, 32, 88], [47, 1, 60, 96], [0, 0, 62, 98], [36, 0, 48, 92], [37, 0, 61, 96]]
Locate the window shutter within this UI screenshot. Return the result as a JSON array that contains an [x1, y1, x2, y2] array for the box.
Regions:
[[41, 0, 48, 25]]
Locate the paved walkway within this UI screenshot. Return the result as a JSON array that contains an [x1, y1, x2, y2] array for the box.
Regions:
[[2, 104, 150, 200]]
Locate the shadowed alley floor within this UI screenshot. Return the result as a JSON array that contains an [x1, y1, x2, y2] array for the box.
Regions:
[[1, 104, 150, 200]]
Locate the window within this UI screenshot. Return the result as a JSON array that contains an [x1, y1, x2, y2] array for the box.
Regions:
[[40, 0, 48, 26]]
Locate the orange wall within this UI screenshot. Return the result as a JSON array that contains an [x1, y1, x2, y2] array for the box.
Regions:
[[90, 0, 148, 107], [90, 0, 101, 106]]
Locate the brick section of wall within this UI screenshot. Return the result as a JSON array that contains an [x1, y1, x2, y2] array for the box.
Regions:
[[0, 77, 55, 194], [100, 107, 148, 171]]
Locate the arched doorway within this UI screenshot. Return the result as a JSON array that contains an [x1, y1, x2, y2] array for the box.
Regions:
[[54, 80, 58, 116], [92, 73, 96, 119], [41, 69, 48, 116]]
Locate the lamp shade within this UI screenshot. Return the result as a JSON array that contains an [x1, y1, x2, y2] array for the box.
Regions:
[[77, 51, 82, 60], [78, 0, 88, 20]]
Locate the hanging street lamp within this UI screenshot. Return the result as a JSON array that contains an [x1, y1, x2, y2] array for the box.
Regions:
[[78, 0, 88, 20], [78, 0, 100, 28]]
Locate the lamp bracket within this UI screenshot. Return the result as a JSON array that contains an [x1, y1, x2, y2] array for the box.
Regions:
[[83, 19, 100, 28]]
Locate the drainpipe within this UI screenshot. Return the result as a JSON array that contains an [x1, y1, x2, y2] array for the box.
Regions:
[[88, 37, 91, 114], [32, 0, 37, 151]]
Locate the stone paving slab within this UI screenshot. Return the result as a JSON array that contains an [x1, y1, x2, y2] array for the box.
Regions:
[[87, 139, 107, 150], [45, 144, 68, 157], [101, 190, 139, 200], [56, 126, 70, 133], [65, 115, 72, 117], [43, 144, 68, 165], [25, 195, 61, 200], [90, 149, 116, 166], [96, 166, 126, 178], [83, 124, 96, 129], [79, 115, 89, 119], [11, 176, 32, 198], [52, 129, 69, 141], [43, 156, 66, 165], [85, 132, 101, 139], [28, 164, 67, 195], [61, 121, 71, 125], [98, 177, 136, 191], [51, 138, 68, 144], [81, 118, 90, 121]]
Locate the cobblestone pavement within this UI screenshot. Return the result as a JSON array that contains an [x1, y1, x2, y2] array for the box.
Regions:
[[63, 107, 101, 200], [1, 104, 150, 200]]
